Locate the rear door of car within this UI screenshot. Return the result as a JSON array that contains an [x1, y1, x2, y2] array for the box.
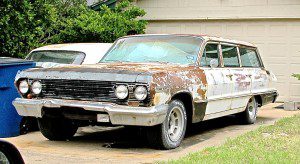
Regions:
[[221, 44, 252, 110], [239, 47, 269, 94]]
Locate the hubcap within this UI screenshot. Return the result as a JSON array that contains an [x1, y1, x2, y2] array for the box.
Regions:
[[167, 107, 184, 142], [248, 98, 256, 119]]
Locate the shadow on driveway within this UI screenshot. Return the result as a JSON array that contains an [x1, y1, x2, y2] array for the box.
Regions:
[[69, 114, 274, 150]]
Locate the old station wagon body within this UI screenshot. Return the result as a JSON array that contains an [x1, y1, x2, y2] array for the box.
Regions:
[[13, 34, 278, 149], [26, 43, 112, 68]]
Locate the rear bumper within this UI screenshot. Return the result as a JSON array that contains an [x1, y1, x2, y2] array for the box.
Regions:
[[13, 98, 168, 126], [257, 90, 279, 106]]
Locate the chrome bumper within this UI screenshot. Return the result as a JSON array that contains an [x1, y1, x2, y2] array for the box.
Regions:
[[13, 98, 168, 126]]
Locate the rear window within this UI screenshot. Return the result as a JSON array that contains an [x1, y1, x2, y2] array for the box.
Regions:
[[27, 51, 85, 64], [239, 47, 261, 67], [221, 45, 240, 67]]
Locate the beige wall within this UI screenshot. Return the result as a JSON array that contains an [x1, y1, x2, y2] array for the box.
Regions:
[[136, 0, 300, 102], [137, 0, 300, 20]]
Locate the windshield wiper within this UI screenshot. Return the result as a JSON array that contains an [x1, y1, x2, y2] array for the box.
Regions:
[[146, 60, 170, 64], [102, 59, 124, 63]]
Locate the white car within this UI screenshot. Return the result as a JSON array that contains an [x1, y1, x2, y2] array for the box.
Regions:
[[14, 34, 278, 149], [26, 43, 112, 68]]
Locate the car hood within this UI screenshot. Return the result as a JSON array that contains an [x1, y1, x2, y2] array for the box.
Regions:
[[15, 62, 195, 83]]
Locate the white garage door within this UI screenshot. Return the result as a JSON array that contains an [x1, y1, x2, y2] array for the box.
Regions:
[[146, 20, 300, 102]]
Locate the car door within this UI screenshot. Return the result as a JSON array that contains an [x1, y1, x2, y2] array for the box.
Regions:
[[239, 47, 269, 94], [200, 43, 232, 115], [221, 44, 252, 110]]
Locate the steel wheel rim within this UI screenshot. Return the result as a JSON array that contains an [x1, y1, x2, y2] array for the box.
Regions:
[[248, 98, 256, 119], [167, 107, 184, 142]]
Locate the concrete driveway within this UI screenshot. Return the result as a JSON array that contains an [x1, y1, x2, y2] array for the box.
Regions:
[[2, 103, 300, 164]]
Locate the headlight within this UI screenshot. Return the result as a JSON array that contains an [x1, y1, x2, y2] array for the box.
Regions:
[[115, 85, 128, 99], [31, 81, 42, 95], [134, 86, 147, 101], [19, 80, 29, 94]]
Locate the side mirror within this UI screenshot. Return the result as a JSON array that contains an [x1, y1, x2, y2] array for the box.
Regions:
[[209, 59, 218, 68], [0, 140, 24, 164]]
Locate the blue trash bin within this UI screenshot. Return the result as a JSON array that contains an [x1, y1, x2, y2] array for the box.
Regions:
[[0, 57, 35, 138]]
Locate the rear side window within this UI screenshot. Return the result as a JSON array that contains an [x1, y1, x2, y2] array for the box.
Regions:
[[239, 47, 261, 67], [200, 44, 219, 67], [221, 45, 239, 67]]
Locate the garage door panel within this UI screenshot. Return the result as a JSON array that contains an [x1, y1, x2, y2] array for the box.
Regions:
[[267, 43, 288, 57], [290, 44, 300, 57], [225, 25, 244, 37], [269, 0, 300, 5], [273, 82, 288, 98], [166, 25, 181, 34], [268, 64, 289, 76], [205, 25, 223, 36], [291, 64, 300, 74], [247, 25, 266, 37], [269, 25, 287, 37], [289, 25, 300, 37], [185, 24, 201, 33], [290, 83, 300, 101]]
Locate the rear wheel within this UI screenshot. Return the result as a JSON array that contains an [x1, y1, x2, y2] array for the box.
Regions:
[[237, 97, 258, 124], [146, 100, 187, 149], [37, 116, 78, 141]]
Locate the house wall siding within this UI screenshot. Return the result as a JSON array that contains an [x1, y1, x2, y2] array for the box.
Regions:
[[137, 0, 300, 20]]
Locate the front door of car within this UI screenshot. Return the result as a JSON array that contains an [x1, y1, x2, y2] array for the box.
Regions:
[[200, 43, 232, 115]]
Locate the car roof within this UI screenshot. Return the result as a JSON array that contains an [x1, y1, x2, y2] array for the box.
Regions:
[[30, 43, 113, 64], [122, 34, 256, 48], [31, 43, 112, 53]]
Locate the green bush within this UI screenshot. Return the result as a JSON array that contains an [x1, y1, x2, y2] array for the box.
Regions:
[[0, 0, 60, 58], [58, 1, 147, 43], [292, 74, 300, 80], [0, 0, 147, 58]]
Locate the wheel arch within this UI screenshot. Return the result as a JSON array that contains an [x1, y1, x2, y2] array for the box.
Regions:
[[171, 91, 194, 125], [254, 95, 263, 107]]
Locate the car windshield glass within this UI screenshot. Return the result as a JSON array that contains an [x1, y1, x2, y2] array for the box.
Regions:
[[101, 35, 203, 65], [27, 51, 85, 64]]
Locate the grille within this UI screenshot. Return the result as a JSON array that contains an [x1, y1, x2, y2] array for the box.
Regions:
[[36, 79, 150, 105]]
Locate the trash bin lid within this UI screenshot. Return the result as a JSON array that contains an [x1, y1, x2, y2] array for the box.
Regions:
[[0, 57, 34, 66]]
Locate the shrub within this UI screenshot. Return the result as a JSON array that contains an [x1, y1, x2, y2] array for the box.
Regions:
[[0, 0, 147, 58], [0, 0, 60, 58], [57, 1, 147, 43], [292, 74, 300, 80]]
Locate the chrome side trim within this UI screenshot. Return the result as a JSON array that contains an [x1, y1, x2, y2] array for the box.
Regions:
[[195, 90, 278, 103], [202, 107, 245, 121]]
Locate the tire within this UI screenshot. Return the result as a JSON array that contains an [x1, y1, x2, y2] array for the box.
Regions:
[[20, 117, 39, 135], [237, 97, 258, 124], [146, 100, 187, 150], [37, 116, 78, 141]]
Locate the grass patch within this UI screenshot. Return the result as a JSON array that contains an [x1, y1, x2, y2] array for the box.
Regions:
[[167, 115, 300, 164]]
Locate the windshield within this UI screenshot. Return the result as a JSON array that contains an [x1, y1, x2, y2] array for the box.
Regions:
[[27, 51, 85, 64], [101, 35, 203, 65]]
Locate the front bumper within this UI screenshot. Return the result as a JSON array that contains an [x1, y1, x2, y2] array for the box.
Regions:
[[13, 98, 168, 126]]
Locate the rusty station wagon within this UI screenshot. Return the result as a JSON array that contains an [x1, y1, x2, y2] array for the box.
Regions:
[[13, 34, 278, 149]]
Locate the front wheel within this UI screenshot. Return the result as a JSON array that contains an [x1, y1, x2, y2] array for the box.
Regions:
[[38, 116, 78, 141], [237, 97, 258, 124], [146, 100, 187, 149]]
